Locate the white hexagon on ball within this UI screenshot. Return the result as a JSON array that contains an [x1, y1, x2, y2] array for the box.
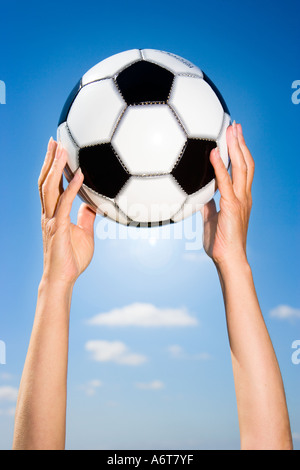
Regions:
[[67, 79, 126, 148], [112, 105, 186, 175], [169, 76, 224, 140], [116, 175, 187, 224]]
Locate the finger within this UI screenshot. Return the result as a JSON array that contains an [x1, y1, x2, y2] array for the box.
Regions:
[[210, 147, 235, 202], [77, 203, 96, 237], [226, 122, 248, 199], [38, 137, 57, 211], [237, 123, 255, 193], [38, 137, 56, 188], [42, 144, 68, 218], [55, 168, 84, 221]]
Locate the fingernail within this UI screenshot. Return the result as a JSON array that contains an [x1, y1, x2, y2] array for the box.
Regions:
[[48, 136, 53, 150], [214, 146, 220, 158], [232, 120, 238, 138], [74, 167, 83, 180], [237, 123, 243, 135]]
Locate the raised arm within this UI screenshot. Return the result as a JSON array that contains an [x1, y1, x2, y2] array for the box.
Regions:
[[202, 122, 293, 450], [13, 139, 96, 450]]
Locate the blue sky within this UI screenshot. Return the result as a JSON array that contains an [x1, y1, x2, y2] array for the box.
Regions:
[[0, 0, 299, 450]]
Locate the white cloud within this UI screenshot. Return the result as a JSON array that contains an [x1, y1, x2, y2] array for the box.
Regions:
[[0, 386, 18, 402], [194, 352, 212, 361], [167, 344, 211, 361], [135, 380, 165, 390], [270, 305, 300, 320], [85, 340, 147, 366], [89, 379, 102, 388], [80, 379, 102, 396], [167, 344, 184, 358], [87, 303, 198, 327]]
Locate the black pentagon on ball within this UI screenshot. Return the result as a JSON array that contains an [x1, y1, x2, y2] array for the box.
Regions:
[[79, 143, 129, 199], [171, 139, 216, 195], [116, 60, 174, 105]]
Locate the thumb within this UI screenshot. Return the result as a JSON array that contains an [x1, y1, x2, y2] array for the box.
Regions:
[[77, 203, 96, 237]]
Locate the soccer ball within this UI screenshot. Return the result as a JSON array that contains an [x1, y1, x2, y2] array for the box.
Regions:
[[57, 49, 231, 227]]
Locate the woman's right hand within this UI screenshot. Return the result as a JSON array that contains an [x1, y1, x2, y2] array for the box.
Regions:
[[201, 122, 255, 270]]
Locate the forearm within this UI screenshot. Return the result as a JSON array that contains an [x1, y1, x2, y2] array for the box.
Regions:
[[217, 258, 293, 450], [13, 278, 73, 450]]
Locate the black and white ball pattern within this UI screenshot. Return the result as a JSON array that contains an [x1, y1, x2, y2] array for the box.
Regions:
[[57, 49, 231, 226]]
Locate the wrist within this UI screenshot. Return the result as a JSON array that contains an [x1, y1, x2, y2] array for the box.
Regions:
[[38, 274, 75, 298], [214, 254, 251, 281], [36, 276, 74, 324]]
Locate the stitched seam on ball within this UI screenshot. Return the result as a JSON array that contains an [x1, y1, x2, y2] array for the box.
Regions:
[[110, 105, 128, 141], [187, 178, 217, 198], [170, 137, 217, 192], [137, 57, 175, 75], [94, 194, 130, 224], [114, 200, 135, 225], [82, 59, 143, 86], [132, 101, 167, 106], [170, 140, 188, 173], [130, 172, 170, 178], [115, 203, 132, 225], [166, 75, 176, 102], [176, 72, 203, 79], [167, 103, 188, 136], [169, 173, 188, 196], [81, 77, 111, 88], [114, 174, 132, 199], [81, 183, 114, 202], [170, 195, 189, 221], [167, 75, 176, 104], [113, 59, 143, 79], [109, 143, 130, 174], [113, 76, 127, 103], [66, 123, 80, 169]]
